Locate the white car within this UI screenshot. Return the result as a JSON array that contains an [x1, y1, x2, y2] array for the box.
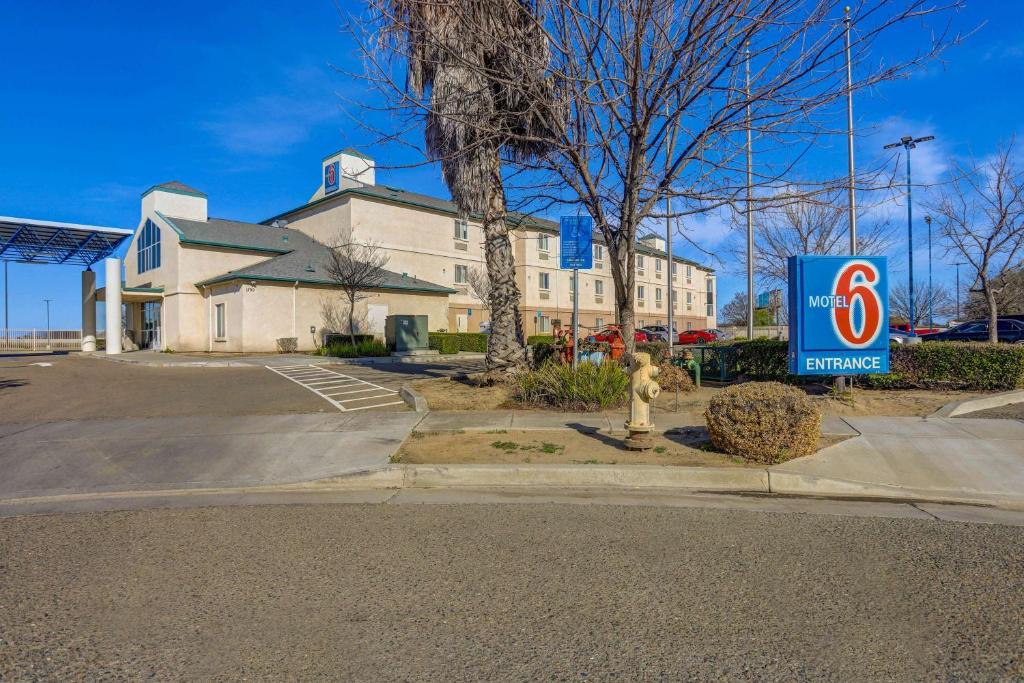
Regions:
[[640, 325, 676, 342]]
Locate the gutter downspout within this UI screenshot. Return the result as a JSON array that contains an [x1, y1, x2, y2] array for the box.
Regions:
[[293, 281, 298, 344]]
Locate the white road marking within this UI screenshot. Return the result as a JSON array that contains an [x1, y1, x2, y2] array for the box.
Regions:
[[265, 364, 405, 412]]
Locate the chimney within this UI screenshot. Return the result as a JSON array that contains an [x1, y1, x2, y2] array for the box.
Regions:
[[141, 181, 207, 222], [310, 148, 375, 202]]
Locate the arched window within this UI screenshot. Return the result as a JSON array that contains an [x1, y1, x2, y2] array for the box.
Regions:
[[137, 219, 161, 273]]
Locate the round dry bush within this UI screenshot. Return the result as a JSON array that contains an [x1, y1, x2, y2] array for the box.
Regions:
[[704, 382, 821, 464], [657, 362, 695, 393]]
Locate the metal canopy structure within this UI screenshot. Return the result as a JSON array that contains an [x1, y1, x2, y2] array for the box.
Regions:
[[0, 215, 132, 266]]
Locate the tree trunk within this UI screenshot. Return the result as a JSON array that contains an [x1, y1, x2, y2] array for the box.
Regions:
[[482, 149, 527, 371], [610, 235, 637, 357], [985, 282, 999, 344], [347, 294, 357, 347]]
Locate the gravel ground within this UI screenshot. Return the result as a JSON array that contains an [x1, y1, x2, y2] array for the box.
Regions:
[[1, 503, 1022, 681]]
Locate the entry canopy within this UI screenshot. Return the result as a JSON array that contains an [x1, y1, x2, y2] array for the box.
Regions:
[[0, 215, 132, 266]]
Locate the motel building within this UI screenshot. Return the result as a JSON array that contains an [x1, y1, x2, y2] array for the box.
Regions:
[[2, 149, 717, 354]]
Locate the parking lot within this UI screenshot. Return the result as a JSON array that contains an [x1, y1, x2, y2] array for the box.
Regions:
[[0, 354, 486, 422]]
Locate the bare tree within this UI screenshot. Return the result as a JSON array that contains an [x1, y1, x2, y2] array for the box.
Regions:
[[506, 0, 957, 353], [720, 291, 782, 327], [466, 266, 492, 310], [965, 267, 1024, 319], [731, 188, 896, 284], [889, 282, 956, 328], [363, 1, 560, 372], [930, 142, 1024, 342], [324, 239, 390, 347]]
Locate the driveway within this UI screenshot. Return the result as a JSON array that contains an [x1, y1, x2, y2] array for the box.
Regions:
[[0, 412, 420, 500]]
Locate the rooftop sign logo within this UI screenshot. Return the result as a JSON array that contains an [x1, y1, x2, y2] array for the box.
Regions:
[[324, 161, 339, 195], [788, 255, 889, 375]]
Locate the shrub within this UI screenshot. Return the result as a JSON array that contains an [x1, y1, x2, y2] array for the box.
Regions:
[[636, 341, 669, 362], [276, 337, 298, 354], [528, 335, 557, 366], [320, 340, 389, 358], [509, 360, 630, 411], [323, 333, 375, 347], [428, 332, 488, 354], [705, 382, 821, 464], [657, 361, 695, 393], [527, 334, 555, 345], [733, 338, 789, 381], [864, 342, 1024, 391]]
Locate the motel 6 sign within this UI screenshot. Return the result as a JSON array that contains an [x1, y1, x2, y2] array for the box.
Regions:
[[788, 255, 889, 375], [324, 161, 340, 195]]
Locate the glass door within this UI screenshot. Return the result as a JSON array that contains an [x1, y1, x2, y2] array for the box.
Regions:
[[141, 302, 161, 349]]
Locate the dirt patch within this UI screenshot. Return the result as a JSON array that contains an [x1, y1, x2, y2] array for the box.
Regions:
[[955, 402, 1024, 420], [410, 376, 511, 411], [395, 429, 847, 467]]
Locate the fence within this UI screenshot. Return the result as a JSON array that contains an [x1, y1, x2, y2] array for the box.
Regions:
[[0, 329, 83, 351], [720, 325, 789, 341]]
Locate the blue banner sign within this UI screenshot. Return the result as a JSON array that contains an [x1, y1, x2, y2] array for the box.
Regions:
[[324, 161, 340, 194], [559, 216, 593, 269], [788, 255, 889, 375]]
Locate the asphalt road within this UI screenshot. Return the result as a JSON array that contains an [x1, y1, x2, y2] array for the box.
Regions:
[[2, 502, 1022, 680]]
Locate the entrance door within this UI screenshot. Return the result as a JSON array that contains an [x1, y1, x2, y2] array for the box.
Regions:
[[456, 314, 469, 332], [141, 302, 161, 349]]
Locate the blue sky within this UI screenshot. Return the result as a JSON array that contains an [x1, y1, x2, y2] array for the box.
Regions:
[[1, 0, 1021, 327]]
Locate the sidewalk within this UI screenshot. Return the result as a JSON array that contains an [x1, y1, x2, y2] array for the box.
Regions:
[[87, 350, 485, 368]]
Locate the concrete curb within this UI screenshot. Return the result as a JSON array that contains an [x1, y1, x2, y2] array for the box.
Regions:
[[932, 389, 1024, 418], [87, 352, 485, 368], [400, 383, 429, 412]]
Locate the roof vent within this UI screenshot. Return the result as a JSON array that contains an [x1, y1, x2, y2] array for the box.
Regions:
[[305, 259, 316, 273]]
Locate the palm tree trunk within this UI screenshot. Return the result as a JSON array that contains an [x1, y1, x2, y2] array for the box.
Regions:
[[482, 150, 526, 370]]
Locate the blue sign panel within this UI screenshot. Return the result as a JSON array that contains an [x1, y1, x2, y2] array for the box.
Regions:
[[559, 216, 593, 269], [324, 161, 340, 194], [788, 255, 890, 375]]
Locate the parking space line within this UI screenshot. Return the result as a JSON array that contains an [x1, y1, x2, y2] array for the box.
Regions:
[[265, 364, 404, 412]]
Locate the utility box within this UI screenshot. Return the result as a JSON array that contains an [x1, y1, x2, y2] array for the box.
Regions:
[[386, 315, 429, 353]]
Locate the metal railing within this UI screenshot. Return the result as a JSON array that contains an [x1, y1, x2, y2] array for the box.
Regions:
[[0, 329, 83, 351]]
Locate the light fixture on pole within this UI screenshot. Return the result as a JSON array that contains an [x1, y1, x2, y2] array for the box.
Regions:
[[883, 134, 935, 335], [953, 262, 966, 321]]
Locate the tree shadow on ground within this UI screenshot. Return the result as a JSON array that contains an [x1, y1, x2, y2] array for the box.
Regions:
[[0, 378, 28, 392]]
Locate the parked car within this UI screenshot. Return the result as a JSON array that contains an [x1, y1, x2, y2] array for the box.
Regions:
[[640, 325, 676, 342], [888, 327, 912, 344], [920, 317, 1024, 343], [590, 327, 649, 343], [677, 329, 718, 345]]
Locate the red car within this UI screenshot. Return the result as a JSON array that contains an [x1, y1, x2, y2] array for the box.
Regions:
[[677, 328, 718, 345], [590, 327, 649, 343]]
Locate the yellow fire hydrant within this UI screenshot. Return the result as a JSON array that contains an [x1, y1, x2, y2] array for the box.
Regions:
[[625, 352, 661, 450]]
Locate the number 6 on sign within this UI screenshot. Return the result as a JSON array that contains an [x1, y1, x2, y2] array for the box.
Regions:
[[832, 260, 884, 349]]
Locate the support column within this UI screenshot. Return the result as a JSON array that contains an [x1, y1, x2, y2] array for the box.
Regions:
[[104, 257, 122, 355], [81, 269, 97, 352]]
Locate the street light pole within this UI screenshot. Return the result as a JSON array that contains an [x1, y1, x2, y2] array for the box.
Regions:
[[883, 135, 935, 336], [844, 5, 857, 254], [43, 298, 52, 349], [954, 262, 965, 321], [745, 41, 754, 341], [924, 215, 934, 329]]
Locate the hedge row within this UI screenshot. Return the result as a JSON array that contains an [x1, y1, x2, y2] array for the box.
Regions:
[[865, 342, 1024, 391], [428, 332, 489, 354]]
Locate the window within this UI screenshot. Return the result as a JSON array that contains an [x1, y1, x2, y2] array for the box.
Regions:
[[637, 255, 645, 270], [538, 315, 552, 333], [686, 264, 693, 283], [672, 263, 678, 278], [707, 303, 714, 317], [538, 234, 550, 252], [454, 219, 469, 241], [594, 244, 604, 261], [454, 264, 469, 284], [637, 285, 646, 301], [539, 272, 551, 290], [687, 291, 693, 311], [594, 280, 604, 296], [655, 288, 663, 302], [595, 317, 605, 328], [137, 219, 161, 274], [215, 303, 226, 339], [998, 320, 1023, 331], [655, 259, 663, 273], [673, 289, 680, 308]]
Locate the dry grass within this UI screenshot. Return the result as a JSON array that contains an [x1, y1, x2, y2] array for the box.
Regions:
[[395, 429, 847, 467], [705, 382, 821, 464]]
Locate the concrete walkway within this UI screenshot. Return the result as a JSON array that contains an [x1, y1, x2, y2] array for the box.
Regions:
[[89, 350, 485, 368], [0, 412, 420, 500]]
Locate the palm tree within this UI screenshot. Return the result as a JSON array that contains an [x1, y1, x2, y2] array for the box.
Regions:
[[380, 0, 556, 371]]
